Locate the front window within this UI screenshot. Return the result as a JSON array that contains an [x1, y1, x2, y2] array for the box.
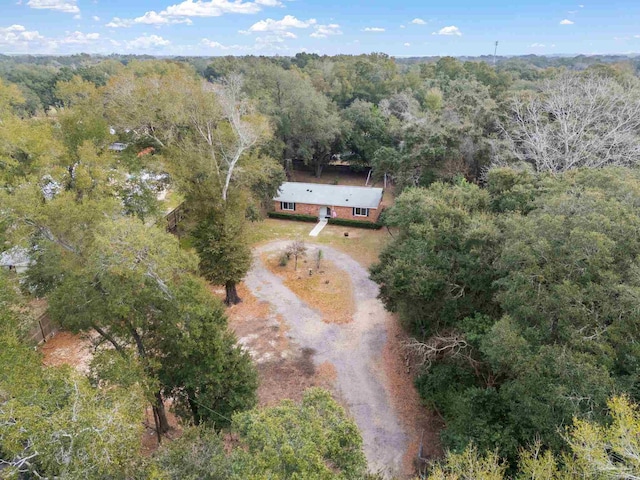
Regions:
[[281, 202, 295, 211], [353, 207, 369, 217]]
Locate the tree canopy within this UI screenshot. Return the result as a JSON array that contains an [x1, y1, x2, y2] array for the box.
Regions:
[[372, 167, 640, 464]]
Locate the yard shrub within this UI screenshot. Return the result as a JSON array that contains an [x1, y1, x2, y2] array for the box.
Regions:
[[267, 212, 318, 223], [328, 218, 382, 229]]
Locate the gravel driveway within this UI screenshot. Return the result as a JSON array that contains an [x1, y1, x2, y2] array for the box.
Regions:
[[245, 241, 408, 477]]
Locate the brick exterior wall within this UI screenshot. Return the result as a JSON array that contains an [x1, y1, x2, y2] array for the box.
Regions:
[[274, 201, 381, 223]]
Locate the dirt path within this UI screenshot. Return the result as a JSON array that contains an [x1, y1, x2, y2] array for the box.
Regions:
[[245, 241, 408, 477]]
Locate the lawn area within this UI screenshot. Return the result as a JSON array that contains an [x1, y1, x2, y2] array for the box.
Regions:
[[247, 218, 393, 268]]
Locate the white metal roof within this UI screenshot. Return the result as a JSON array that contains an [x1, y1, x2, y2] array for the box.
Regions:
[[0, 247, 31, 267], [274, 182, 383, 209], [108, 142, 128, 152]]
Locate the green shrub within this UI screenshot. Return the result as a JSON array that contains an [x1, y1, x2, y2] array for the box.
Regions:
[[328, 217, 382, 230], [267, 212, 382, 229], [267, 212, 318, 223], [278, 252, 289, 267]]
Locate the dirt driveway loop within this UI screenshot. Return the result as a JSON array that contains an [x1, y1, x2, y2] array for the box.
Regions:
[[245, 241, 408, 477]]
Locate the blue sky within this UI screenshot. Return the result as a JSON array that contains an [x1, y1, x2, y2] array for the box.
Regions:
[[1, 0, 640, 56]]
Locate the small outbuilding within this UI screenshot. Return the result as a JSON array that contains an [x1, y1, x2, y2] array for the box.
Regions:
[[108, 142, 128, 152], [273, 182, 384, 223], [0, 247, 32, 274]]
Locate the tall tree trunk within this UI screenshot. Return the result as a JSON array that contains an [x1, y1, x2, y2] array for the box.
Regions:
[[225, 280, 241, 305], [155, 390, 171, 434], [315, 162, 323, 178], [187, 388, 201, 426], [129, 327, 170, 435], [284, 158, 293, 180]]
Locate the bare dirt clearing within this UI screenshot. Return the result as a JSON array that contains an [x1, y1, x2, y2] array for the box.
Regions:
[[224, 283, 338, 406], [40, 331, 93, 374]]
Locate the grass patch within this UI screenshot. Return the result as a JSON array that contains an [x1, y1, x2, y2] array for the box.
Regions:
[[247, 219, 393, 268], [262, 251, 356, 324]]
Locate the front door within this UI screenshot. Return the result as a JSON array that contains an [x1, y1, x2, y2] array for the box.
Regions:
[[318, 206, 331, 220]]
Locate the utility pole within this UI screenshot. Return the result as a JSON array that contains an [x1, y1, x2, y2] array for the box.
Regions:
[[493, 41, 499, 66]]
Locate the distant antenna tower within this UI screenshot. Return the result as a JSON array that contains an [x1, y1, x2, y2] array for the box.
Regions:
[[493, 41, 499, 66]]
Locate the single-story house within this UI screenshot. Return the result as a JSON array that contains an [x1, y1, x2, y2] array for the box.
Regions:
[[273, 182, 384, 223]]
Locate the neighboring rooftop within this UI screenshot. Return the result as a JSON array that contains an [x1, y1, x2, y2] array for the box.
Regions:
[[0, 246, 31, 267], [274, 182, 384, 209], [108, 142, 128, 152]]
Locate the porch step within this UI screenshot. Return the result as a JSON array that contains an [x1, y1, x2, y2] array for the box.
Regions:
[[309, 219, 328, 237]]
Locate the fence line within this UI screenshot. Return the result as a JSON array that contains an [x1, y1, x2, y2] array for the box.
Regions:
[[28, 313, 57, 345], [165, 203, 186, 236]]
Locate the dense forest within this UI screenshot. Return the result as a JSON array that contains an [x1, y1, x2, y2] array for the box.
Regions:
[[2, 52, 640, 479]]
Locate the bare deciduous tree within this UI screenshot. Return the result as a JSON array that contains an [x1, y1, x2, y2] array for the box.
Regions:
[[403, 333, 470, 370], [496, 73, 640, 173], [286, 240, 307, 271], [210, 74, 265, 202]]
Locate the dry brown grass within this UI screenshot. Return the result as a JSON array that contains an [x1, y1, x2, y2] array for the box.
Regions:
[[261, 252, 356, 325], [314, 361, 338, 389], [380, 313, 444, 473]]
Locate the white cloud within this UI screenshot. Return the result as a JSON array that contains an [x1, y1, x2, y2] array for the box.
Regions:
[[363, 27, 385, 32], [310, 23, 342, 38], [411, 18, 426, 25], [201, 38, 243, 49], [238, 15, 317, 46], [560, 19, 574, 25], [27, 0, 79, 13], [254, 34, 290, 50], [635, 35, 640, 38], [247, 15, 316, 32], [0, 24, 44, 47], [432, 25, 462, 36], [530, 43, 546, 47], [58, 31, 100, 44], [400, 24, 406, 28], [92, 15, 100, 21], [110, 0, 282, 29], [134, 11, 193, 25], [125, 34, 171, 50], [404, 42, 411, 46], [0, 24, 114, 53], [105, 17, 132, 28], [73, 13, 81, 19], [162, 0, 262, 18]]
